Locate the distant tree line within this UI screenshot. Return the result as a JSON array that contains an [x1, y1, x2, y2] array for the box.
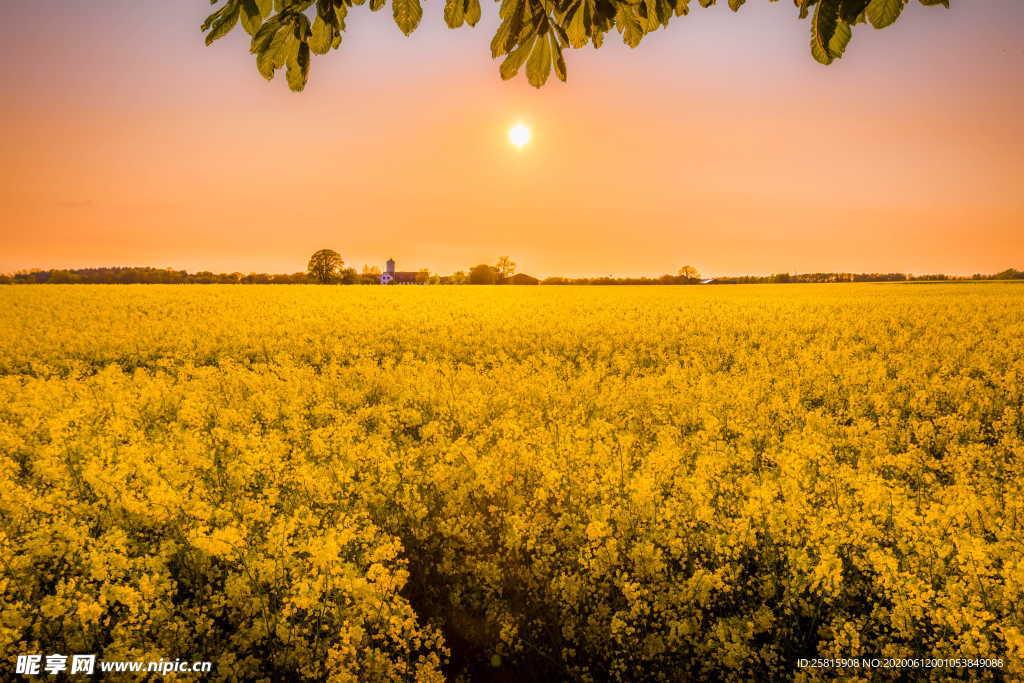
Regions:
[[1, 267, 313, 285], [2, 264, 1022, 286], [704, 269, 1024, 285], [544, 268, 1024, 285]]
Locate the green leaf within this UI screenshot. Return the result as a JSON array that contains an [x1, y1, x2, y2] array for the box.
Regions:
[[810, 35, 831, 64], [370, 0, 386, 11], [505, 2, 527, 52], [256, 50, 275, 79], [811, 0, 840, 60], [465, 0, 482, 26], [526, 33, 551, 87], [491, 19, 512, 56], [499, 0, 518, 21], [642, 0, 661, 30], [566, 1, 590, 48], [623, 13, 644, 46], [286, 41, 311, 91], [499, 37, 533, 79], [838, 0, 869, 23], [201, 5, 217, 31], [655, 0, 672, 26], [829, 18, 851, 58], [241, 0, 263, 35], [393, 0, 423, 34], [310, 15, 333, 53], [445, 0, 466, 27], [728, 0, 745, 11], [316, 0, 338, 28], [865, 0, 903, 29], [256, 0, 273, 16], [293, 13, 312, 40], [251, 19, 280, 53], [267, 25, 294, 68], [615, 5, 644, 47], [204, 1, 241, 45], [551, 35, 567, 81]]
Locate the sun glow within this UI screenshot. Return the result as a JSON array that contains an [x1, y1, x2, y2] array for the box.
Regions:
[[508, 123, 531, 149]]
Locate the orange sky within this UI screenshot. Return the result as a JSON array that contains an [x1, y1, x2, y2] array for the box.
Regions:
[[1, 0, 1021, 278]]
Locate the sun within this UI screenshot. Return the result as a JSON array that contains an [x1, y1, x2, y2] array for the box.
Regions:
[[508, 123, 531, 149]]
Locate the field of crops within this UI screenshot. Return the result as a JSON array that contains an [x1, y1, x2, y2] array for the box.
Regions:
[[1, 283, 1022, 680]]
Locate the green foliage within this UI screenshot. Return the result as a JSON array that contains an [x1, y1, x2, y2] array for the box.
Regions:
[[496, 256, 517, 281], [392, 0, 423, 34], [866, 0, 905, 28], [468, 263, 500, 284], [307, 248, 344, 284], [677, 265, 700, 280], [203, 0, 949, 90]]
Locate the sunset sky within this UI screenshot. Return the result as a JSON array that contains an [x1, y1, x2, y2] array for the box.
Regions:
[[1, 1, 1022, 278]]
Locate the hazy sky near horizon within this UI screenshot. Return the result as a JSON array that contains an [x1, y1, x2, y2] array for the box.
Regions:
[[1, 1, 1022, 277]]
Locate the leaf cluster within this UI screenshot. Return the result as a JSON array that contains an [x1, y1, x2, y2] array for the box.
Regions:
[[202, 0, 949, 90]]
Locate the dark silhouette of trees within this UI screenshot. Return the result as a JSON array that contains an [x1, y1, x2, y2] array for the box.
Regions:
[[307, 249, 344, 284], [468, 264, 499, 284], [202, 0, 949, 92], [2, 267, 310, 284], [3, 265, 1022, 286], [496, 257, 516, 283], [677, 265, 700, 282], [974, 268, 1023, 281]]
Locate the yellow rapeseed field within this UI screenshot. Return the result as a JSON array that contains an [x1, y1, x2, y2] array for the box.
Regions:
[[1, 283, 1022, 680]]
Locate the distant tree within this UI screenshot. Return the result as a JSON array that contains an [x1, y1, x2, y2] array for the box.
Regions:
[[340, 267, 359, 284], [496, 256, 516, 282], [307, 249, 344, 284], [416, 268, 431, 284], [992, 268, 1024, 280], [677, 265, 700, 281], [359, 272, 381, 284], [450, 270, 468, 285], [48, 270, 80, 284], [469, 264, 499, 285], [362, 264, 381, 275]]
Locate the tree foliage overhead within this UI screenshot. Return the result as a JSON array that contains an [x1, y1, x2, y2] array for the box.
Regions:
[[202, 0, 949, 91]]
